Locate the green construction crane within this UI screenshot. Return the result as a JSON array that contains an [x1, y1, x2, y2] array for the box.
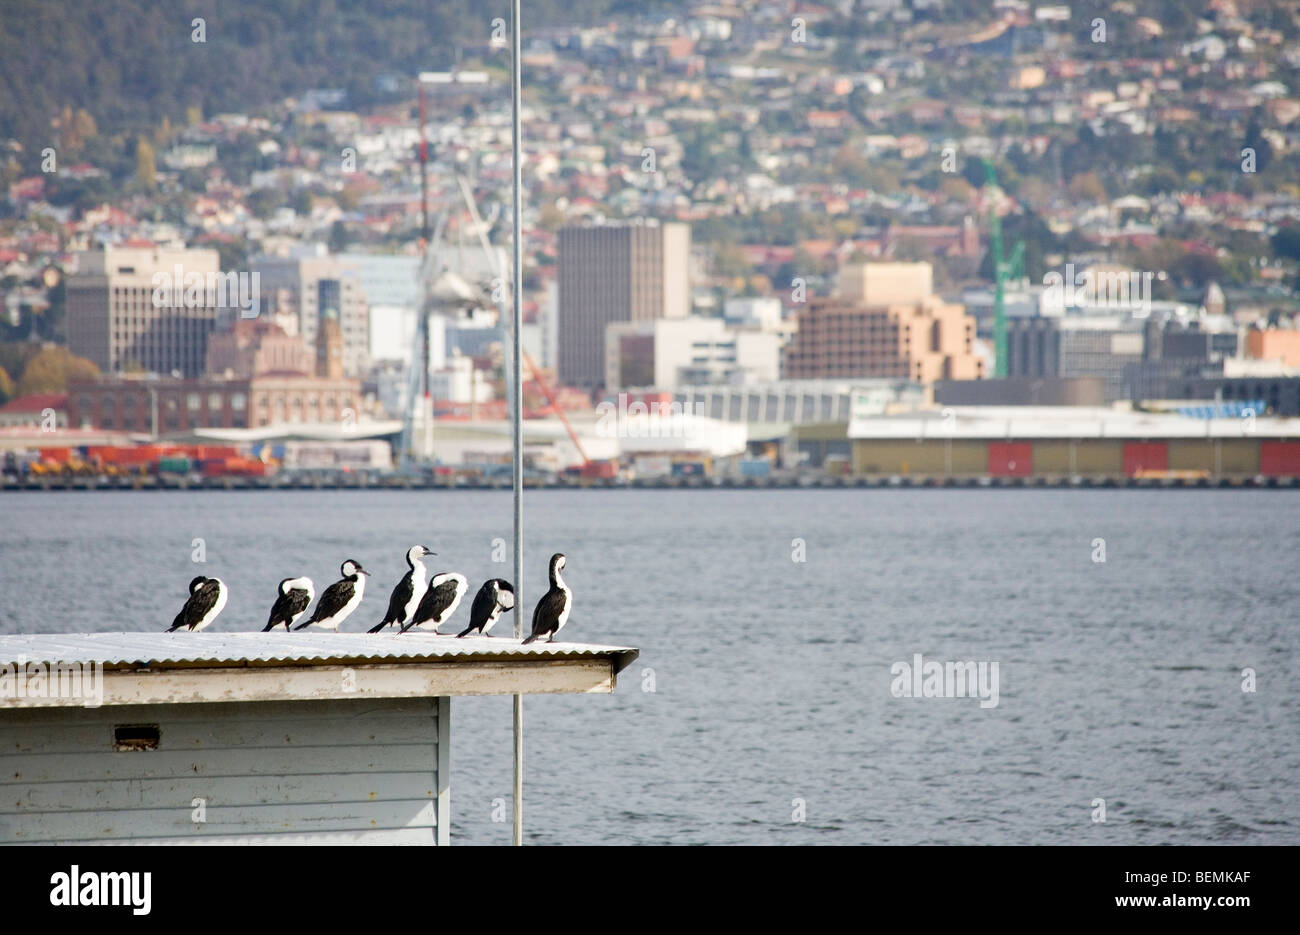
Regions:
[[982, 160, 1024, 379]]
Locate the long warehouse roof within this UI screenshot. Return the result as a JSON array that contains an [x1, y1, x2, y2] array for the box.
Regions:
[[849, 407, 1300, 439]]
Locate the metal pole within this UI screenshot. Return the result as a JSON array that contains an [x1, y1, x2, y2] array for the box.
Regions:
[[510, 0, 524, 849]]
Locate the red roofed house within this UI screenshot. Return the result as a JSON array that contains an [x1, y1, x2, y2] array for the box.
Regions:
[[0, 393, 68, 428]]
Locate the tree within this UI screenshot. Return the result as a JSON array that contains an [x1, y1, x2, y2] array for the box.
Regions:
[[1272, 225, 1300, 262], [0, 342, 39, 381], [940, 176, 977, 205], [712, 244, 752, 278], [135, 137, 156, 189], [1067, 172, 1108, 204], [17, 346, 100, 396], [537, 203, 567, 231], [0, 364, 14, 404]]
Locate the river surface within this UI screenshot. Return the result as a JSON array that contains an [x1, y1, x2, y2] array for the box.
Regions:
[[1, 489, 1296, 844]]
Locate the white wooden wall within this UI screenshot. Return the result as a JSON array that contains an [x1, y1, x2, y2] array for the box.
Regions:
[[0, 696, 450, 845]]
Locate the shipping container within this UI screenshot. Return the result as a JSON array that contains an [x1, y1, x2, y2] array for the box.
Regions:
[[1260, 441, 1300, 476], [739, 458, 772, 477], [1123, 442, 1168, 476], [200, 457, 268, 478], [158, 456, 192, 474], [988, 442, 1033, 477], [1028, 441, 1072, 474], [671, 461, 706, 477], [633, 455, 672, 478], [853, 439, 988, 476], [581, 459, 619, 480], [1167, 440, 1214, 473]]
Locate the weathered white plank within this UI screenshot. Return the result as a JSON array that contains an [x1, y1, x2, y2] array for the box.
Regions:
[[0, 771, 436, 814], [3, 659, 615, 708], [0, 714, 436, 755], [0, 743, 436, 785], [0, 696, 439, 726], [2, 799, 436, 843], [29, 827, 437, 846]]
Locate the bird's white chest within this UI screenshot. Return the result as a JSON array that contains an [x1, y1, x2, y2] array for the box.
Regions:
[[416, 576, 465, 628], [404, 567, 427, 619], [195, 584, 227, 632], [555, 581, 572, 633], [483, 601, 504, 633], [328, 578, 365, 628]]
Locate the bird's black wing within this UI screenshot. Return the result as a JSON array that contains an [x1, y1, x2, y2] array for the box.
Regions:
[[466, 582, 496, 633], [263, 590, 297, 631], [169, 579, 220, 632], [168, 603, 189, 632], [522, 588, 567, 644], [404, 578, 459, 632], [375, 572, 414, 629], [286, 588, 312, 619], [298, 580, 353, 629]]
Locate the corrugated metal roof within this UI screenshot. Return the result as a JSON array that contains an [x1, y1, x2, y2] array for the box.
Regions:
[[0, 632, 639, 675]]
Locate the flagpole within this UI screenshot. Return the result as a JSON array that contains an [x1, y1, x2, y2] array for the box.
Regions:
[[510, 0, 525, 849]]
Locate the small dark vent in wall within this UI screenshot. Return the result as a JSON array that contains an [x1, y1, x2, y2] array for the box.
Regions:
[[113, 725, 160, 751]]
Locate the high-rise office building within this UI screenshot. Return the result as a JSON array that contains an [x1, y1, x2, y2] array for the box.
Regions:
[[251, 247, 370, 377], [557, 221, 690, 389], [66, 245, 224, 377]]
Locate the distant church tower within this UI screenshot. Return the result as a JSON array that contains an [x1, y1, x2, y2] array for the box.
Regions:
[[1202, 281, 1226, 318], [316, 279, 344, 379]]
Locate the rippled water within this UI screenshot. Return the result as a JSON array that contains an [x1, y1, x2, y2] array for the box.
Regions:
[[2, 489, 1297, 844]]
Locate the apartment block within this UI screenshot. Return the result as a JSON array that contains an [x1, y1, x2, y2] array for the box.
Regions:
[[783, 263, 981, 383]]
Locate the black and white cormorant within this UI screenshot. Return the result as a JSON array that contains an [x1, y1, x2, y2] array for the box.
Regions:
[[522, 553, 572, 645], [294, 560, 368, 631], [368, 545, 434, 633], [166, 576, 228, 632], [401, 572, 468, 633], [457, 578, 515, 638], [262, 576, 315, 631]]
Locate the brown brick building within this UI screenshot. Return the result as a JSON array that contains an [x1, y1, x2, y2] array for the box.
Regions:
[[67, 375, 361, 433], [205, 319, 314, 378]]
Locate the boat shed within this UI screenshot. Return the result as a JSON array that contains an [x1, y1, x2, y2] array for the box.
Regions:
[[0, 633, 638, 845]]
